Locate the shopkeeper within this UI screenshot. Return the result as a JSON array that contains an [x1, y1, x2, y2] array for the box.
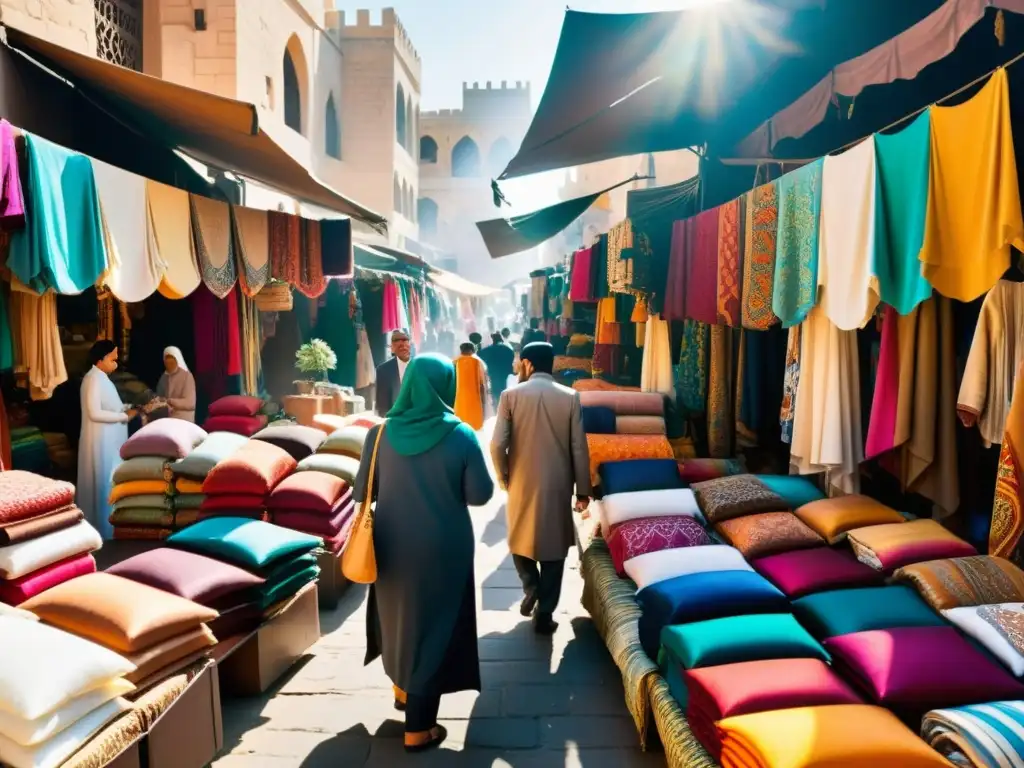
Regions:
[[157, 346, 196, 422]]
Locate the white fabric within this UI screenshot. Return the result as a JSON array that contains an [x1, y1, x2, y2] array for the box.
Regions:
[[943, 603, 1024, 676], [0, 699, 129, 768], [397, 357, 408, 383], [0, 520, 101, 580], [162, 346, 189, 372], [0, 605, 37, 622], [146, 180, 200, 298], [76, 366, 131, 540], [599, 489, 703, 532], [641, 313, 675, 395], [623, 545, 753, 592], [0, 616, 135, 722], [0, 679, 133, 747], [817, 139, 880, 331]]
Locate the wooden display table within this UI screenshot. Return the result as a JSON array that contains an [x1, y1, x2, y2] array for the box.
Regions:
[[282, 394, 338, 427]]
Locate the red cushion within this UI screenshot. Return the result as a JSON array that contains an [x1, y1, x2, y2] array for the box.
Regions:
[[202, 415, 268, 437], [199, 494, 266, 511], [208, 395, 263, 417], [606, 516, 712, 576], [0, 553, 96, 605], [202, 441, 296, 496], [273, 500, 355, 537], [267, 472, 350, 514]]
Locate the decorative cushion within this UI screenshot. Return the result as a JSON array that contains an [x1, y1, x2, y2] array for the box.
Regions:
[[123, 625, 216, 684], [793, 584, 945, 639], [581, 406, 616, 434], [0, 678, 133, 748], [251, 424, 327, 462], [319, 425, 369, 458], [20, 572, 218, 654], [825, 626, 1024, 715], [752, 547, 882, 599], [202, 440, 297, 497], [661, 613, 829, 670], [753, 474, 825, 509], [311, 414, 349, 435], [794, 495, 906, 544], [266, 472, 350, 514], [0, 615, 135, 721], [606, 516, 711, 575], [691, 475, 787, 524], [207, 395, 263, 417], [891, 555, 1024, 611], [295, 453, 360, 484], [168, 517, 322, 571], [110, 494, 170, 512], [119, 419, 207, 461], [170, 432, 249, 479], [108, 480, 170, 504], [106, 548, 265, 608], [678, 458, 747, 486], [0, 472, 75, 526], [943, 603, 1024, 676], [599, 488, 702, 531], [200, 494, 265, 511], [615, 415, 666, 435], [0, 520, 102, 580], [202, 414, 268, 437], [587, 435, 675, 486], [624, 545, 753, 591], [715, 511, 824, 560], [259, 564, 320, 608], [0, 553, 96, 606], [112, 457, 170, 485], [598, 459, 681, 496], [847, 519, 976, 572], [175, 478, 204, 494], [577, 390, 664, 416], [272, 501, 355, 537], [0, 698, 130, 768]]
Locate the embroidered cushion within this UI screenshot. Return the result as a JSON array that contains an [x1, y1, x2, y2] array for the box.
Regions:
[[607, 516, 711, 575], [792, 584, 945, 639], [295, 453, 360, 484], [598, 459, 681, 495], [691, 475, 787, 524], [891, 555, 1024, 611], [170, 432, 249, 479], [794, 494, 906, 544], [715, 511, 824, 560], [624, 544, 753, 591], [754, 475, 825, 509], [320, 425, 370, 458], [120, 419, 207, 461], [581, 406, 616, 434], [942, 603, 1024, 676], [207, 395, 263, 417], [752, 547, 882, 599]]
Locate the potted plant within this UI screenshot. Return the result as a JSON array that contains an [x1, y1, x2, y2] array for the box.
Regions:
[[295, 338, 337, 393]]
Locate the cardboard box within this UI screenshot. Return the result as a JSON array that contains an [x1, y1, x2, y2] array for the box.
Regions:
[[143, 662, 223, 768], [217, 583, 321, 696], [316, 549, 350, 610]]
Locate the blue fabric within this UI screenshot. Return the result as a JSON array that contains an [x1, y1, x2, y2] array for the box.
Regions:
[[657, 646, 690, 707], [754, 475, 825, 509], [600, 459, 681, 495], [637, 570, 788, 658], [660, 613, 829, 670], [792, 584, 945, 639], [168, 517, 322, 571], [581, 405, 616, 434]]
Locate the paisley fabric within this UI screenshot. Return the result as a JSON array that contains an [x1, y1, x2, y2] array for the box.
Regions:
[[780, 324, 801, 444], [691, 475, 787, 525], [269, 210, 325, 298], [678, 320, 709, 415], [715, 510, 824, 560], [190, 195, 236, 299], [992, 362, 1024, 566], [298, 216, 327, 298], [742, 182, 780, 330], [979, 604, 1024, 656], [892, 555, 1024, 611], [772, 158, 823, 327], [585, 434, 674, 486], [607, 218, 634, 293], [606, 515, 711, 575], [716, 199, 742, 327]]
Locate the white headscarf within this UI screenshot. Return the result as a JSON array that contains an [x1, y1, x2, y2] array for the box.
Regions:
[[163, 346, 189, 372]]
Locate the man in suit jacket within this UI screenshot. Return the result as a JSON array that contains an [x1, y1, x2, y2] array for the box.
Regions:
[[490, 342, 592, 634], [374, 329, 412, 417]]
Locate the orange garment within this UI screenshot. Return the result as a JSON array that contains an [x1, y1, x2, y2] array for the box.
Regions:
[[453, 354, 486, 430]]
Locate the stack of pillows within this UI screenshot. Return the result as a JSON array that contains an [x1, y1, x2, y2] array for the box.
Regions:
[[299, 417, 379, 484], [579, 392, 674, 487], [168, 431, 250, 518], [267, 472, 356, 555], [203, 396, 268, 437], [199, 439, 297, 522]]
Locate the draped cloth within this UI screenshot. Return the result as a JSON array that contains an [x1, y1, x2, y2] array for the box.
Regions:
[[607, 218, 634, 293], [298, 217, 327, 298], [320, 218, 354, 277], [231, 205, 270, 296], [664, 219, 693, 322], [190, 195, 237, 299], [742, 182, 779, 330], [920, 68, 1024, 302], [0, 120, 25, 229], [687, 208, 721, 325], [773, 158, 823, 327], [923, 701, 1024, 768], [991, 362, 1024, 566], [9, 284, 67, 401], [148, 180, 201, 299], [569, 246, 595, 301], [239, 292, 262, 397], [678, 320, 709, 415], [192, 284, 242, 409], [269, 210, 302, 287], [707, 325, 734, 458], [717, 199, 742, 327], [596, 297, 621, 345], [780, 325, 801, 444], [641, 313, 674, 395]]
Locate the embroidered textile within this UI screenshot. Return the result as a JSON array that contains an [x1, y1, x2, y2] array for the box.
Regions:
[[780, 324, 801, 444], [190, 195, 236, 299], [772, 158, 823, 327], [678, 320, 708, 415], [717, 198, 742, 327], [742, 182, 779, 329], [893, 555, 1024, 611], [607, 219, 634, 293], [231, 206, 270, 296], [707, 325, 733, 458], [686, 208, 720, 325]]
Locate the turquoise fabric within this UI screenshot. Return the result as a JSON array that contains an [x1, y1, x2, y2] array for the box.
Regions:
[[168, 517, 322, 570], [793, 584, 944, 639], [660, 613, 829, 670], [0, 282, 12, 372], [657, 646, 690, 707], [7, 133, 107, 295], [385, 353, 464, 456], [772, 158, 823, 327], [755, 475, 825, 509], [873, 112, 934, 315], [260, 565, 320, 608]]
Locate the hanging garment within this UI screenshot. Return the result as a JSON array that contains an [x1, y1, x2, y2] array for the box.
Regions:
[[320, 218, 353, 277], [789, 307, 863, 494], [9, 284, 67, 401], [0, 120, 25, 229], [77, 366, 130, 540], [593, 235, 610, 299], [192, 285, 242, 411], [607, 219, 634, 293], [678, 320, 709, 415], [742, 181, 779, 330], [356, 327, 376, 389], [818, 138, 879, 331], [632, 295, 648, 348], [641, 313, 673, 395], [780, 324, 801, 444], [874, 111, 933, 315], [958, 280, 1024, 447], [717, 199, 742, 327], [773, 158, 823, 327], [707, 325, 734, 459], [231, 205, 270, 296], [569, 246, 595, 301], [269, 210, 325, 298], [239, 292, 262, 396], [297, 216, 326, 298], [686, 207, 720, 325], [595, 297, 621, 345], [190, 194, 237, 299], [529, 274, 547, 319], [736, 326, 788, 448], [148, 180, 201, 299], [991, 361, 1024, 564], [664, 219, 693, 322], [8, 133, 107, 295], [921, 68, 1024, 302], [381, 279, 401, 332]]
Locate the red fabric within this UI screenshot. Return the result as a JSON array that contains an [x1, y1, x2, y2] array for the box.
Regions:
[[202, 440, 296, 496], [267, 471, 350, 514], [273, 500, 355, 537], [0, 553, 96, 606], [197, 510, 268, 522], [606, 516, 711, 575], [203, 414, 267, 437], [208, 395, 263, 418], [0, 471, 76, 524], [192, 285, 242, 404], [569, 247, 595, 301], [664, 219, 693, 322], [200, 494, 266, 511], [686, 207, 721, 324]]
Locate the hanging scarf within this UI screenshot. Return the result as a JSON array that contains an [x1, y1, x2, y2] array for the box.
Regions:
[[716, 198, 742, 327], [385, 353, 462, 455], [0, 120, 25, 229], [149, 180, 201, 299], [992, 362, 1024, 565], [773, 157, 823, 327], [191, 194, 237, 299], [678, 320, 709, 415], [320, 218, 353, 277], [232, 205, 270, 296], [686, 207, 720, 325], [707, 325, 734, 458], [780, 324, 801, 443], [742, 181, 780, 330], [607, 219, 634, 293], [298, 216, 326, 298]]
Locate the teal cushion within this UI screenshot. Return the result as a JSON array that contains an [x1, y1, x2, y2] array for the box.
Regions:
[[755, 475, 825, 509], [167, 518, 322, 570], [260, 565, 320, 608], [792, 584, 944, 639], [660, 613, 829, 670]]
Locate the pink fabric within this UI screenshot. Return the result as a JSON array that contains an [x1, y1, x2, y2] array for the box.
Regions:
[[0, 552, 96, 606], [0, 120, 25, 228], [193, 286, 242, 404], [607, 516, 711, 575], [752, 547, 882, 599], [208, 396, 263, 418], [120, 419, 208, 461], [685, 207, 720, 324], [382, 279, 401, 332], [273, 500, 355, 537], [569, 247, 595, 301], [267, 472, 351, 514], [203, 414, 268, 437], [865, 306, 900, 459]]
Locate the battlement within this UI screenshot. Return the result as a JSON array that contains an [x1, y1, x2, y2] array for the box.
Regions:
[[464, 80, 530, 94], [325, 7, 421, 67]]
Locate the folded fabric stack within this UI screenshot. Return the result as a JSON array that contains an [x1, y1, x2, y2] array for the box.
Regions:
[[203, 395, 268, 437], [0, 471, 100, 606], [318, 424, 371, 460], [9, 426, 49, 473], [267, 471, 355, 554], [0, 616, 136, 768], [581, 405, 667, 436], [168, 517, 322, 612], [251, 423, 326, 462], [111, 419, 209, 540], [922, 700, 1024, 767], [21, 572, 218, 691], [199, 440, 297, 521], [578, 391, 672, 485], [167, 431, 250, 522]]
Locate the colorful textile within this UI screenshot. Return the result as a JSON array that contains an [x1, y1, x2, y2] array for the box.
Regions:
[[598, 488, 701, 531], [848, 518, 976, 571], [599, 458, 682, 495], [615, 415, 666, 435], [715, 511, 823, 560], [0, 472, 75, 525], [679, 459, 746, 486], [706, 325, 733, 458], [120, 419, 208, 461], [741, 182, 779, 330], [231, 205, 270, 296], [113, 457, 171, 485], [607, 218, 634, 293], [453, 354, 487, 430], [678, 320, 709, 415], [272, 503, 354, 537], [662, 614, 828, 671], [190, 194, 236, 299], [586, 434, 674, 486], [578, 390, 664, 416], [202, 414, 267, 437], [148, 180, 201, 299], [640, 313, 674, 395], [943, 603, 1024, 676], [582, 406, 617, 434], [686, 208, 721, 324], [0, 552, 96, 606], [753, 475, 823, 509], [752, 546, 882, 599], [569, 246, 594, 301], [794, 495, 905, 544], [202, 440, 297, 496], [664, 218, 693, 322], [921, 68, 1024, 302], [168, 517, 322, 571], [0, 506, 84, 546], [779, 324, 800, 443], [607, 516, 710, 575], [625, 544, 753, 592], [108, 480, 171, 503], [794, 584, 945, 639], [716, 199, 742, 327], [772, 157, 823, 327], [691, 475, 787, 525], [892, 555, 1024, 611], [923, 700, 1024, 768], [266, 471, 349, 514], [109, 507, 177, 528], [0, 120, 25, 228]]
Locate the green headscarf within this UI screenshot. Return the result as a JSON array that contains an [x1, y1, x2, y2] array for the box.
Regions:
[[385, 353, 462, 456]]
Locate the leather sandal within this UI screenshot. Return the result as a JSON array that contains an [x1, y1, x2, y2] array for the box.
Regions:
[[404, 725, 447, 753]]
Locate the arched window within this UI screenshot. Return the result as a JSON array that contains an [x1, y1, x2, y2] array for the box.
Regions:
[[401, 180, 409, 220], [411, 106, 418, 159], [282, 35, 308, 135], [405, 94, 413, 151], [418, 198, 438, 236], [393, 173, 402, 215], [420, 136, 438, 164], [488, 137, 514, 176], [396, 84, 407, 147], [451, 136, 481, 178], [325, 94, 341, 159]]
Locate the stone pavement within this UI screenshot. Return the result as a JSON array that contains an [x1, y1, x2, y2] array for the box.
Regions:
[[212, 425, 666, 768]]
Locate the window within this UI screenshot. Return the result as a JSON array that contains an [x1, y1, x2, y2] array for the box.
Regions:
[[396, 84, 407, 147], [420, 136, 438, 164], [488, 137, 514, 176], [418, 198, 438, 236], [401, 179, 410, 221], [393, 173, 402, 215], [283, 49, 302, 133], [325, 94, 341, 159], [405, 94, 413, 151], [451, 136, 481, 178]]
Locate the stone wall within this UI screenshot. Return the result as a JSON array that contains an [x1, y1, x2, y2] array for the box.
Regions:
[[0, 0, 97, 55]]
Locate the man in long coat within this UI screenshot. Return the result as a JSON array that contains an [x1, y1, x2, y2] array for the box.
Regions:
[[490, 342, 592, 634]]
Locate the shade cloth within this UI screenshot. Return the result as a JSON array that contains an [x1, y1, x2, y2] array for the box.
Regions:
[[793, 584, 946, 639], [892, 555, 1024, 611], [922, 700, 1024, 768], [848, 518, 976, 571], [752, 546, 882, 599]]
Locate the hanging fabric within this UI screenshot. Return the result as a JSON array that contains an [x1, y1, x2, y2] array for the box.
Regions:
[[772, 158, 823, 327], [9, 283, 67, 401], [716, 198, 742, 327], [736, 326, 788, 448], [0, 120, 25, 229], [706, 325, 734, 458], [231, 205, 270, 296], [742, 181, 779, 330], [297, 216, 326, 298], [0, 273, 12, 373], [640, 313, 673, 395], [595, 297, 620, 345], [678, 319, 709, 415], [593, 235, 610, 299], [920, 68, 1024, 302], [780, 324, 801, 444], [686, 207, 720, 325], [192, 285, 242, 413], [381, 278, 401, 332], [320, 218, 354, 277], [664, 219, 692, 321], [991, 362, 1024, 564], [191, 194, 237, 299], [239, 291, 262, 396], [607, 219, 634, 293], [148, 180, 201, 299], [269, 210, 324, 298], [569, 246, 595, 301], [631, 295, 648, 347]]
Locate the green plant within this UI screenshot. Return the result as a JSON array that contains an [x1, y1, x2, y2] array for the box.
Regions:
[[295, 339, 337, 381]]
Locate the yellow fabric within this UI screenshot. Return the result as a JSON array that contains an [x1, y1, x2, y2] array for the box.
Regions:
[[108, 480, 170, 503], [453, 355, 486, 430], [174, 478, 204, 495], [147, 180, 200, 300], [920, 68, 1024, 302], [795, 494, 906, 544], [595, 298, 621, 345]]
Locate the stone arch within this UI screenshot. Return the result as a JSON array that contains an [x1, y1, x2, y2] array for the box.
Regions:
[[451, 136, 481, 178], [420, 136, 438, 164], [418, 198, 438, 236], [282, 34, 309, 135], [325, 93, 341, 159], [488, 137, 514, 176], [396, 83, 407, 147]]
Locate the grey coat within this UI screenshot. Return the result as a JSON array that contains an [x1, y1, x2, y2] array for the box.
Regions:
[[490, 374, 592, 561]]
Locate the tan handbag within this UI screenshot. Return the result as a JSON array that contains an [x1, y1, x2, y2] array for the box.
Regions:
[[341, 423, 385, 584]]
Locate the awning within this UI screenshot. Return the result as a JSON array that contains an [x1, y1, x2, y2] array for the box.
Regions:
[[499, 2, 946, 178], [428, 268, 499, 297], [354, 244, 402, 273], [3, 26, 387, 228]]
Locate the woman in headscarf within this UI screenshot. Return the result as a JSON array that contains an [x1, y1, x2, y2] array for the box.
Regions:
[[157, 346, 196, 422], [78, 341, 136, 539], [354, 354, 494, 753]]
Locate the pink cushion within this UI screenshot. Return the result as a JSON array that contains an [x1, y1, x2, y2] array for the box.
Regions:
[[202, 441, 296, 496], [752, 547, 883, 599], [606, 516, 711, 576], [267, 472, 350, 514], [208, 395, 263, 417], [0, 553, 96, 605], [203, 414, 268, 437], [106, 548, 265, 607], [273, 500, 355, 537], [120, 419, 208, 460]]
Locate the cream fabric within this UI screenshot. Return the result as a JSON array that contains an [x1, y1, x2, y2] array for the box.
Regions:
[[0, 679, 133, 747], [943, 603, 1024, 677], [147, 180, 200, 299], [640, 313, 674, 395], [0, 520, 102, 580], [0, 699, 129, 768], [600, 489, 702, 531]]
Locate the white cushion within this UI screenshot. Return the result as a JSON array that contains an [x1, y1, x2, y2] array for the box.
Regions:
[[0, 699, 128, 768], [0, 616, 135, 721], [0, 521, 102, 579], [623, 544, 753, 591], [600, 489, 703, 532], [943, 603, 1024, 676], [0, 679, 133, 747], [0, 605, 37, 622]]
